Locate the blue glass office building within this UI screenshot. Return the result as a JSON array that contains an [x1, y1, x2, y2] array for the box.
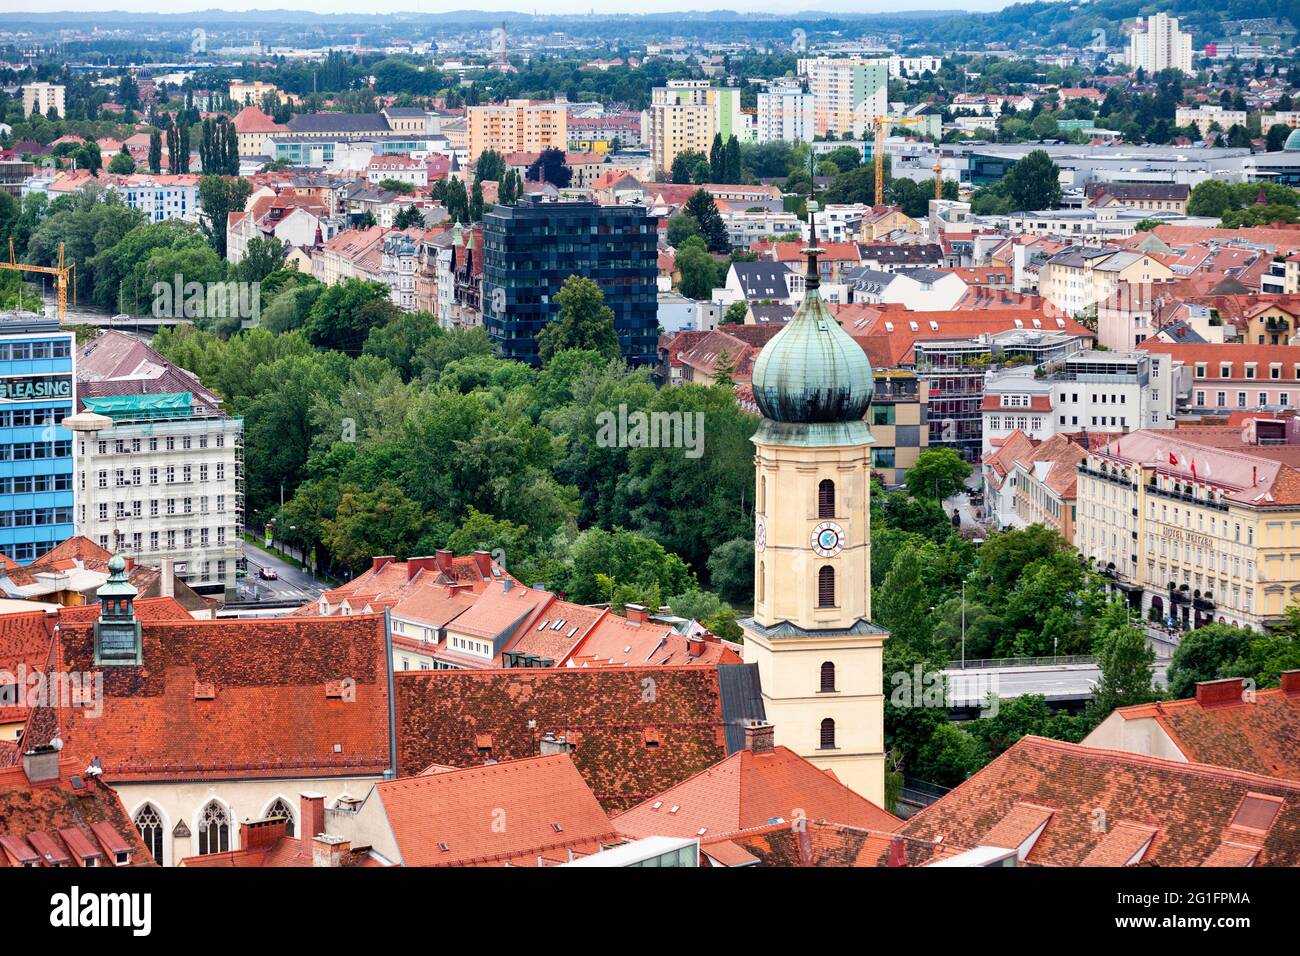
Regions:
[[481, 196, 660, 366], [0, 315, 74, 563]]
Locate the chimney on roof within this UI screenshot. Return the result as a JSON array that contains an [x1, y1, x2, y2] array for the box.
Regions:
[[1281, 670, 1300, 698], [242, 816, 287, 850], [743, 720, 775, 754], [372, 555, 395, 573], [686, 634, 706, 658], [22, 745, 60, 787], [160, 557, 174, 598], [300, 791, 325, 860], [624, 603, 648, 624], [1195, 677, 1247, 709], [501, 577, 513, 593], [539, 733, 574, 757], [311, 834, 352, 868]]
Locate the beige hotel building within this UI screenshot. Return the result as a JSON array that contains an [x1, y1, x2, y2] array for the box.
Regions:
[[1075, 422, 1300, 632]]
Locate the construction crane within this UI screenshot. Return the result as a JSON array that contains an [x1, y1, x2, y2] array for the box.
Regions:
[[870, 115, 925, 210], [0, 239, 76, 322], [933, 159, 944, 201]]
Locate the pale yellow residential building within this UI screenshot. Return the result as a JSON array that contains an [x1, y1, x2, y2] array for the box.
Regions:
[[1039, 247, 1175, 319], [466, 100, 568, 164], [1075, 425, 1300, 632]]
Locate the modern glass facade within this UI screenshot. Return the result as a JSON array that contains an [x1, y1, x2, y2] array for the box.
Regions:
[[0, 315, 75, 563], [481, 196, 660, 366]]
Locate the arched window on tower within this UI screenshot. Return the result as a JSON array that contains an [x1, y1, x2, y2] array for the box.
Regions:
[[818, 479, 835, 518], [134, 804, 164, 864], [818, 566, 836, 607], [820, 661, 836, 693], [265, 797, 295, 837], [760, 475, 766, 512], [820, 718, 836, 750], [198, 801, 230, 855], [758, 561, 765, 603]]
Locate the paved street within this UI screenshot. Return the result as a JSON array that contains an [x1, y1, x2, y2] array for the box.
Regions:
[[238, 541, 328, 605]]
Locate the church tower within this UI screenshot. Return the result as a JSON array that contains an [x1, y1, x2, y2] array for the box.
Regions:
[[741, 223, 887, 805]]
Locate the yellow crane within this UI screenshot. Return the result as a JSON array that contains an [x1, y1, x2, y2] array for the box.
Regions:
[[0, 239, 75, 322], [871, 115, 943, 209]]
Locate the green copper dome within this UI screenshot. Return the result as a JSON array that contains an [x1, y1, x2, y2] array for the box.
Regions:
[[1285, 129, 1300, 152], [751, 254, 874, 425]]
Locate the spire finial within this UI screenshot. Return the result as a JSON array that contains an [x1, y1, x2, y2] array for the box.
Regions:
[[802, 201, 824, 291]]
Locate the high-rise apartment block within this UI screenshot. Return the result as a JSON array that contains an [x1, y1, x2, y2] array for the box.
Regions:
[[756, 84, 816, 144], [1128, 13, 1194, 74], [22, 82, 65, 118], [466, 99, 568, 164], [799, 57, 888, 138]]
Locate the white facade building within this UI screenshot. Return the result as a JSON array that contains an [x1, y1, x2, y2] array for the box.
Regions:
[[1128, 13, 1194, 74], [68, 407, 244, 595], [981, 350, 1177, 458], [756, 85, 816, 144]]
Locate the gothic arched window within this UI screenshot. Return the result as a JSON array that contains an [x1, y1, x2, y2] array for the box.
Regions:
[[818, 565, 836, 607], [265, 797, 295, 837], [820, 718, 836, 750], [818, 479, 835, 518], [134, 804, 164, 864], [198, 801, 230, 855]]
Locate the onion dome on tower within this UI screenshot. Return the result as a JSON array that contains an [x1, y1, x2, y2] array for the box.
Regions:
[[750, 213, 874, 446]]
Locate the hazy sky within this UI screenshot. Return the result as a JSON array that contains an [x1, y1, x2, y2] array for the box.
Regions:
[[0, 1, 1016, 14]]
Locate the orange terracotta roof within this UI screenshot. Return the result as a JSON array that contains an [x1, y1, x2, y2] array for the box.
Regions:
[[36, 613, 393, 783], [614, 745, 899, 840], [0, 760, 154, 866], [572, 612, 742, 667], [1110, 681, 1300, 782], [375, 755, 620, 866], [395, 665, 735, 812], [706, 820, 959, 867], [901, 736, 1300, 866]]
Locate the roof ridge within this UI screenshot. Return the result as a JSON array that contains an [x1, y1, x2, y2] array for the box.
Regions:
[[1016, 735, 1300, 791]]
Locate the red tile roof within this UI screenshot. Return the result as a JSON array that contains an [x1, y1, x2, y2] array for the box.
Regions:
[[704, 821, 957, 867], [38, 613, 393, 782], [571, 613, 742, 667], [376, 754, 621, 866], [395, 666, 732, 811], [901, 736, 1300, 866], [614, 745, 898, 840], [1108, 681, 1300, 782], [0, 760, 154, 866]]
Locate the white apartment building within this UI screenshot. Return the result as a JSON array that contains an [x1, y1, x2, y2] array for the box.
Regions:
[[798, 57, 889, 138], [23, 83, 65, 118], [1175, 106, 1248, 137], [981, 350, 1177, 458], [367, 154, 429, 188], [887, 56, 943, 78], [67, 403, 244, 595], [1128, 13, 1193, 74], [68, 332, 244, 596], [756, 85, 815, 144]]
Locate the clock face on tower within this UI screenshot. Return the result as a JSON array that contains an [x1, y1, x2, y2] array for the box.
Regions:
[[811, 521, 844, 558], [755, 514, 766, 552]]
